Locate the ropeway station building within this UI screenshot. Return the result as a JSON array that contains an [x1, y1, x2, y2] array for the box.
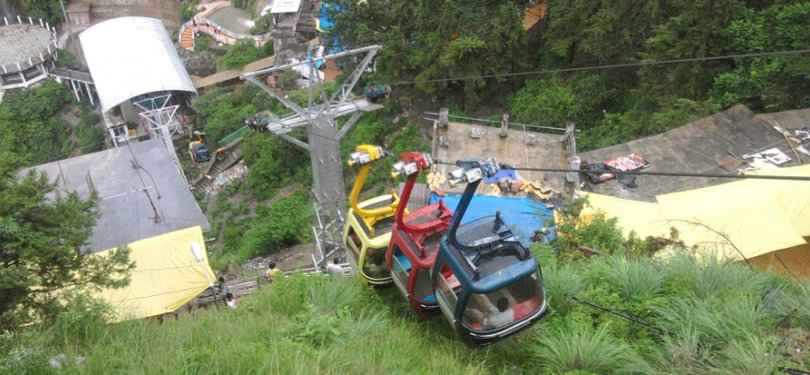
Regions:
[[79, 16, 196, 148]]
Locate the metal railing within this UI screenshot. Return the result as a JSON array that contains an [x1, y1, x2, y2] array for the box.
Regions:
[[178, 17, 272, 47], [0, 15, 58, 75]]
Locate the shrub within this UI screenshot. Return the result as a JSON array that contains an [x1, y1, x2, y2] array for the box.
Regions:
[[534, 324, 650, 374], [597, 256, 665, 300], [57, 49, 79, 68], [542, 264, 585, 313], [217, 39, 269, 71]]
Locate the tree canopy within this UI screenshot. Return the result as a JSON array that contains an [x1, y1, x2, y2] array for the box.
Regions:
[[331, 0, 810, 150], [0, 155, 133, 329]]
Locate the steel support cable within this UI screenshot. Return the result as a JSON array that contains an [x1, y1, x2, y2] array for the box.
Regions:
[[433, 161, 810, 182], [383, 49, 810, 86]]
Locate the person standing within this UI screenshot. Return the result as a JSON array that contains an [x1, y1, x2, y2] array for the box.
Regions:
[[265, 262, 280, 283], [217, 277, 230, 302]]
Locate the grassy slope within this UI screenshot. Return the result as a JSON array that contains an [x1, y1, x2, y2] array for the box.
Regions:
[[4, 252, 809, 374]]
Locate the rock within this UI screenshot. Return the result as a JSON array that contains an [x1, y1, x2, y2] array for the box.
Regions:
[[48, 354, 67, 369], [177, 49, 217, 77]]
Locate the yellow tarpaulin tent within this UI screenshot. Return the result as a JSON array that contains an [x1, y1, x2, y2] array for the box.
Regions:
[[93, 226, 216, 322], [582, 165, 810, 278]]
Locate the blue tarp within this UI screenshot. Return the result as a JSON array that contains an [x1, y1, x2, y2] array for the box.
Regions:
[[319, 4, 336, 30], [429, 193, 556, 247], [482, 169, 523, 183]]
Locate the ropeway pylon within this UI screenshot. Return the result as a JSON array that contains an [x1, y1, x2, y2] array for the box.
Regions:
[[240, 45, 383, 267]]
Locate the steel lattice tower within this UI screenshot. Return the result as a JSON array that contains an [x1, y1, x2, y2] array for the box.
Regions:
[[241, 45, 382, 266]]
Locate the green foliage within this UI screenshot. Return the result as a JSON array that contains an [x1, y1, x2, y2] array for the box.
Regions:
[[75, 108, 105, 153], [7, 273, 488, 374], [534, 324, 649, 374], [251, 13, 273, 34], [194, 33, 212, 53], [192, 87, 257, 147], [17, 0, 62, 24], [343, 120, 426, 199], [217, 39, 270, 71], [0, 161, 134, 329], [554, 209, 627, 259], [56, 49, 79, 68], [508, 77, 584, 128], [0, 79, 73, 166], [709, 2, 810, 111], [180, 0, 200, 21], [237, 191, 312, 258], [243, 130, 310, 200], [333, 0, 529, 109], [596, 256, 665, 300]]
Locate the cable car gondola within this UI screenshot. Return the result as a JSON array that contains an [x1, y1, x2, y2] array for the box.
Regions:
[[342, 145, 402, 286], [430, 157, 548, 345], [387, 152, 452, 317]]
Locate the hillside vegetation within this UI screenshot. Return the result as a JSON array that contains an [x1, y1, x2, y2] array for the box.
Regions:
[[333, 0, 810, 150], [3, 212, 809, 374]]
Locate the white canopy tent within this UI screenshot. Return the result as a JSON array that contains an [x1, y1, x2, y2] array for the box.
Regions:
[[79, 17, 196, 112]]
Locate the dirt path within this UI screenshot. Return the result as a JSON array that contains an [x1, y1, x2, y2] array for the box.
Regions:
[[243, 242, 317, 274]]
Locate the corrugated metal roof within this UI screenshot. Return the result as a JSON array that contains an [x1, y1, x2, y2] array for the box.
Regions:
[[79, 17, 196, 112], [578, 105, 803, 201]]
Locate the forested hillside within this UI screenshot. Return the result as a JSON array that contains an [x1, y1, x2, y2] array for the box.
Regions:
[[332, 0, 810, 149]]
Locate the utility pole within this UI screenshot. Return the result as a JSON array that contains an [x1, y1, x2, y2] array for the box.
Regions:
[[241, 45, 382, 266]]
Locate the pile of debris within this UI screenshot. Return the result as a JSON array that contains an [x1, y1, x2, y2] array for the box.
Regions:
[[581, 153, 649, 188]]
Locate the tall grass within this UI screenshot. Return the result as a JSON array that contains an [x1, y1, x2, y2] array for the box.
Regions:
[[2, 274, 489, 374], [533, 324, 651, 374], [4, 246, 809, 373], [597, 256, 665, 300], [543, 264, 585, 311]]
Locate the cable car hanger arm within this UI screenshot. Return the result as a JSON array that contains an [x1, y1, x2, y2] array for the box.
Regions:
[[347, 145, 400, 220]]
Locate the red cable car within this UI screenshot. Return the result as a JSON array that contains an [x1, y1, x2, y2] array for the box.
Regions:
[[386, 152, 452, 318]]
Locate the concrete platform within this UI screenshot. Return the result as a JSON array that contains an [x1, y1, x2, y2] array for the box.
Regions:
[[0, 23, 52, 73], [434, 121, 568, 193]]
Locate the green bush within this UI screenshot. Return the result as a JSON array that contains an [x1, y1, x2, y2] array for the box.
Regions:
[[180, 0, 199, 21], [534, 324, 650, 374], [217, 39, 270, 71], [56, 49, 79, 68], [76, 110, 105, 153], [0, 79, 73, 166]]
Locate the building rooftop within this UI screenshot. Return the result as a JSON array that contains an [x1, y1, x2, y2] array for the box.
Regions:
[[434, 121, 567, 193], [24, 139, 210, 253], [79, 17, 196, 112], [578, 105, 807, 201], [0, 22, 53, 73]]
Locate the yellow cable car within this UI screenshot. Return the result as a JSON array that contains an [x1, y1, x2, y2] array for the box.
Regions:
[[342, 145, 404, 285]]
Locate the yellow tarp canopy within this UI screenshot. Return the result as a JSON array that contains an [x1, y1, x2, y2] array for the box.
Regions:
[[93, 226, 216, 322], [583, 164, 810, 263]]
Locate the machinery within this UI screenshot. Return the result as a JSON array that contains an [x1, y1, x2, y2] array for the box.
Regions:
[[363, 84, 391, 101], [387, 152, 452, 317], [342, 145, 403, 286], [430, 157, 548, 345], [189, 131, 210, 163]]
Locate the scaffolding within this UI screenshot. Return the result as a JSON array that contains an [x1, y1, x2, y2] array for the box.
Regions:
[[133, 94, 188, 186], [241, 45, 382, 267]]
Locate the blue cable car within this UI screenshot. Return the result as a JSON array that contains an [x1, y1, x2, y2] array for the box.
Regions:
[[430, 157, 548, 345]]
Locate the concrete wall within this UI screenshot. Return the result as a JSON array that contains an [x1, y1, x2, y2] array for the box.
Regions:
[[88, 0, 182, 30]]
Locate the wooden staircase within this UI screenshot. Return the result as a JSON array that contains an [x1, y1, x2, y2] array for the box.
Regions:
[[181, 27, 195, 50]]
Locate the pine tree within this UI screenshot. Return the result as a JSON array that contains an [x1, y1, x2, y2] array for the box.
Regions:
[[0, 153, 134, 329]]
